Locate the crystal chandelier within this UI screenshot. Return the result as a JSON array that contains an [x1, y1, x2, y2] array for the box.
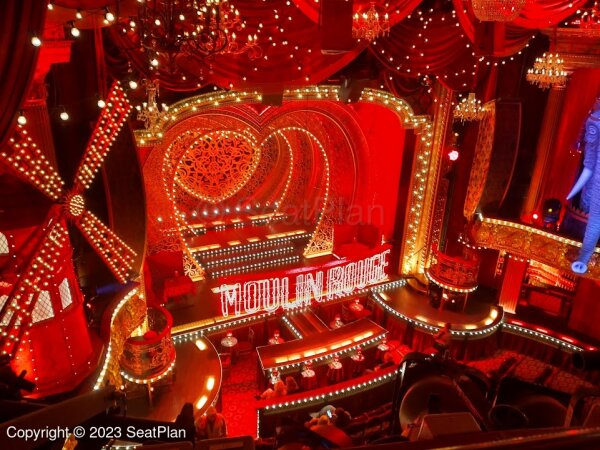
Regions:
[[352, 2, 390, 42], [136, 79, 169, 132], [453, 93, 486, 122], [526, 53, 568, 89], [134, 0, 261, 69], [471, 0, 526, 22]]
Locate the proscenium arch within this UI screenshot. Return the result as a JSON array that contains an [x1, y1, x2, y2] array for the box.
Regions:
[[135, 86, 435, 275]]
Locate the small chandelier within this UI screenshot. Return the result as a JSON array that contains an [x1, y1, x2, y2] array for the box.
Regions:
[[352, 2, 390, 42], [526, 53, 568, 89], [471, 0, 526, 22], [136, 79, 169, 132], [453, 93, 486, 122]]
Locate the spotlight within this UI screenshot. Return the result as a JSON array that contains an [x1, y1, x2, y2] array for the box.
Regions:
[[59, 108, 69, 121], [17, 111, 27, 125], [69, 21, 80, 38], [104, 7, 115, 22], [31, 35, 42, 47]]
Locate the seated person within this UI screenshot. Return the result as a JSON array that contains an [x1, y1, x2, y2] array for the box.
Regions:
[[333, 407, 352, 429], [366, 352, 395, 373], [305, 405, 336, 428], [259, 380, 287, 400], [285, 376, 299, 394], [174, 402, 196, 443], [310, 415, 331, 431], [196, 406, 227, 439], [433, 323, 452, 356]]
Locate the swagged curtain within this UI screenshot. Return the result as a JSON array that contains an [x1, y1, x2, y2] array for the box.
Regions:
[[0, 0, 47, 150]]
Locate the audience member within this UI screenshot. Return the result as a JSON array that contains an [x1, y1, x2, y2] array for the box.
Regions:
[[259, 380, 287, 400], [285, 376, 299, 394], [174, 402, 196, 443], [196, 406, 227, 439], [366, 352, 395, 374], [433, 323, 452, 357], [334, 407, 352, 429]]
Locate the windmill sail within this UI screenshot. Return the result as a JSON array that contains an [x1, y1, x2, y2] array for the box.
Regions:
[[73, 82, 133, 191]]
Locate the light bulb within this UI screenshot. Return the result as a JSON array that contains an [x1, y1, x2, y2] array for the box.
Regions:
[[31, 36, 42, 47], [97, 99, 106, 108], [60, 110, 69, 121], [129, 79, 138, 89], [105, 8, 115, 22], [17, 112, 27, 125], [70, 22, 80, 38]]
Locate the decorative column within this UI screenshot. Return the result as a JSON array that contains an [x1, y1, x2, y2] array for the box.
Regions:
[[521, 85, 567, 216], [413, 81, 453, 273], [426, 83, 454, 259]]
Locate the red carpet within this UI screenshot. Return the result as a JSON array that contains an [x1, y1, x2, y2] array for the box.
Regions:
[[220, 353, 260, 437]]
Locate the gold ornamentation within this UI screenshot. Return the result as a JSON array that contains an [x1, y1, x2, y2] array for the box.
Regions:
[[464, 102, 496, 220], [471, 0, 525, 22], [454, 93, 486, 122], [175, 130, 260, 203], [103, 291, 147, 389], [471, 217, 600, 279], [352, 2, 390, 42], [526, 53, 568, 89]]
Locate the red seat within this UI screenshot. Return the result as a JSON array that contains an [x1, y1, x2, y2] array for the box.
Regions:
[[237, 328, 255, 355], [219, 352, 232, 378]]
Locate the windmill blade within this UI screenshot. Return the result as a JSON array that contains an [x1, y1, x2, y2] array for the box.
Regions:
[[0, 220, 69, 356], [1, 125, 65, 201], [73, 82, 133, 191], [75, 210, 136, 284]]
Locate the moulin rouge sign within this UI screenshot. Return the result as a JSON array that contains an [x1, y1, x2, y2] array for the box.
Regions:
[[219, 245, 391, 317]]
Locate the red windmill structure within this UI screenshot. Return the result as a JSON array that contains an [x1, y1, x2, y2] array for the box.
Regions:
[[0, 82, 135, 395]]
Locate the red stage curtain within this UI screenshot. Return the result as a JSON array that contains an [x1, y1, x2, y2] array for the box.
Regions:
[[452, 0, 586, 57], [371, 9, 478, 91], [292, 0, 421, 25], [0, 1, 46, 150], [107, 0, 366, 91], [543, 69, 600, 204]]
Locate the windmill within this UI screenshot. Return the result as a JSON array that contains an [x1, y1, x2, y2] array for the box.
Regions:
[[0, 82, 136, 358]]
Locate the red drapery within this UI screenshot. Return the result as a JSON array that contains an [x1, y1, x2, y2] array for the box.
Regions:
[[542, 69, 600, 205], [292, 0, 421, 25], [0, 0, 47, 150], [452, 0, 587, 57], [108, 0, 367, 91], [371, 9, 479, 91]]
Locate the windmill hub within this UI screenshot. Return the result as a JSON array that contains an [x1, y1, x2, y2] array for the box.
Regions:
[[66, 193, 85, 218]]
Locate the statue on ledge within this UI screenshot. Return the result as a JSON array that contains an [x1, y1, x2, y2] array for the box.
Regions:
[[567, 99, 600, 274]]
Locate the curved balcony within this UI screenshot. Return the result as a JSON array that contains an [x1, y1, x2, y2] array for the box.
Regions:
[[470, 217, 600, 280], [425, 247, 479, 293], [120, 306, 176, 383]]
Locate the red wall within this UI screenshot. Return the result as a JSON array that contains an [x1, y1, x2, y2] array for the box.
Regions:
[[351, 103, 406, 241]]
